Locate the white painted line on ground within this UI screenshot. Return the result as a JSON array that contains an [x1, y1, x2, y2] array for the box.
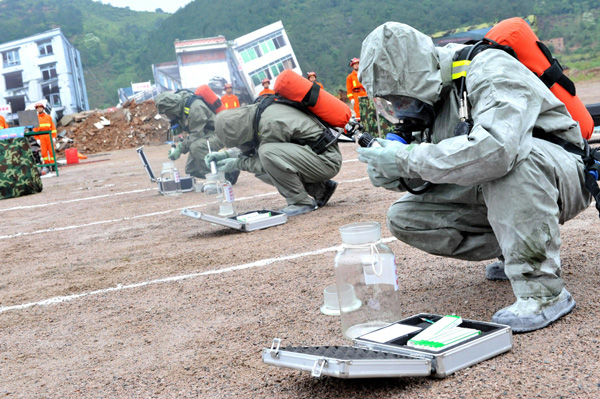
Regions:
[[0, 236, 396, 314], [0, 158, 362, 213], [0, 188, 157, 213], [0, 177, 369, 240]]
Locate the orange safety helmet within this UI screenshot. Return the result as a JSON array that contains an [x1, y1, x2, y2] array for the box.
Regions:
[[224, 83, 233, 89], [306, 71, 317, 78], [349, 58, 360, 67], [262, 78, 270, 85]]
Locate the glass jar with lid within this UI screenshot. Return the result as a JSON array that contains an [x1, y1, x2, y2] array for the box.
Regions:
[[334, 221, 403, 339]]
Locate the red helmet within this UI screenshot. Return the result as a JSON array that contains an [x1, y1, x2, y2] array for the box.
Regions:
[[349, 58, 360, 67], [262, 78, 270, 85], [224, 83, 233, 89], [35, 102, 44, 108], [307, 72, 317, 78]]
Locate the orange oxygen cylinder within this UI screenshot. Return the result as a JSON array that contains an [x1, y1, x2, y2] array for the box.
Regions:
[[486, 18, 594, 139], [194, 85, 225, 114], [274, 69, 352, 128]]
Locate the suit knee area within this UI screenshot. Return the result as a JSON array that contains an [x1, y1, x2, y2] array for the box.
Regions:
[[386, 201, 414, 237], [257, 143, 278, 159]]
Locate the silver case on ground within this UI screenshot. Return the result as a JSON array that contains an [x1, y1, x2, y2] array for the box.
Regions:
[[262, 313, 513, 379], [136, 146, 194, 194], [180, 208, 287, 232]]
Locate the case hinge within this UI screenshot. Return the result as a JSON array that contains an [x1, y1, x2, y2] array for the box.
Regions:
[[311, 358, 327, 378], [270, 338, 281, 359]]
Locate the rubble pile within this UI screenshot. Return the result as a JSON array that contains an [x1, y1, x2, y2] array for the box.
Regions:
[[57, 99, 169, 155]]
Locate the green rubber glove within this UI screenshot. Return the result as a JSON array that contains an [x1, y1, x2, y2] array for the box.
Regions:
[[204, 150, 230, 168], [168, 143, 182, 160], [216, 158, 238, 173], [356, 138, 404, 180]]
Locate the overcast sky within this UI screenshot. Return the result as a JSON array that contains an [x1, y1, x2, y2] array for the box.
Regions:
[[93, 0, 194, 13]]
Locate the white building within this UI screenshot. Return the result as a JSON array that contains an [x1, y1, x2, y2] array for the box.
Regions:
[[175, 36, 229, 90], [0, 28, 89, 123], [232, 21, 302, 97]]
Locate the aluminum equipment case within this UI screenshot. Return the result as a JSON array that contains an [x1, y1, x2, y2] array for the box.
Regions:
[[262, 313, 513, 379], [180, 208, 287, 232], [136, 146, 194, 194]]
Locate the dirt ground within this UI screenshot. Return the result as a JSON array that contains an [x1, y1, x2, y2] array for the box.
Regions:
[[1, 82, 600, 398]]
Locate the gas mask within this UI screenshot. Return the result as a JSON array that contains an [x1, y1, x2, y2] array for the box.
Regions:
[[373, 95, 435, 144]]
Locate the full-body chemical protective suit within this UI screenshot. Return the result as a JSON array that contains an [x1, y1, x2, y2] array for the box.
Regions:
[[155, 91, 225, 179], [356, 22, 591, 332], [210, 102, 341, 216]]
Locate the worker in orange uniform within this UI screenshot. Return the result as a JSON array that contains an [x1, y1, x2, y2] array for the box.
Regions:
[[258, 78, 275, 97], [346, 58, 367, 119], [0, 115, 8, 129], [221, 83, 240, 109], [32, 103, 57, 164], [307, 72, 324, 90]]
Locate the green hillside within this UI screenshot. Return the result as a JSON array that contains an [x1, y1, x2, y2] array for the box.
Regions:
[[0, 0, 599, 109]]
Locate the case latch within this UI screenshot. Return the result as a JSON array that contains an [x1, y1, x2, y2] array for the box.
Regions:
[[311, 358, 327, 378], [270, 338, 281, 359]]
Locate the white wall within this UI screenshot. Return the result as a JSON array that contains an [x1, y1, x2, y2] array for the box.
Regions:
[[179, 60, 229, 90]]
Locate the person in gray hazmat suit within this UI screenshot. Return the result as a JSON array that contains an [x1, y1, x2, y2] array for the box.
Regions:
[[356, 22, 592, 332], [155, 90, 239, 183], [204, 102, 341, 216]]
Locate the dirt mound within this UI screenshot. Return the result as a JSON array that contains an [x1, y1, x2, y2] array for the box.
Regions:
[[56, 99, 168, 155]]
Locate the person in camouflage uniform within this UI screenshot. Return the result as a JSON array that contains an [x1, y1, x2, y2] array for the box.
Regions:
[[358, 96, 394, 139], [0, 129, 43, 200]]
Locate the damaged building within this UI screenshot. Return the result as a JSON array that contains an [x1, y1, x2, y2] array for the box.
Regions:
[[0, 28, 89, 124], [150, 21, 301, 104]]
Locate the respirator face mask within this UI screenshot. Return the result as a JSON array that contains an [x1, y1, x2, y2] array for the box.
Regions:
[[373, 95, 435, 143]]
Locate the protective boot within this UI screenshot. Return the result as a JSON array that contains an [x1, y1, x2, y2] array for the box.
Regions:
[[485, 256, 508, 280], [491, 288, 575, 333], [315, 180, 338, 208], [280, 199, 317, 216]]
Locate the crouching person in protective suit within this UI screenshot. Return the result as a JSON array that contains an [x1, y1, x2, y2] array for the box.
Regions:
[[356, 22, 592, 332], [205, 102, 341, 216], [155, 90, 239, 184]]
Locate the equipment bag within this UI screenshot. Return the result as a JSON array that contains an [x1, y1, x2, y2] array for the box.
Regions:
[[273, 69, 352, 128], [0, 127, 43, 200]]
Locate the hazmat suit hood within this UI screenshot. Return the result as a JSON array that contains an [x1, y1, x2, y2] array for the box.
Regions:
[[215, 104, 258, 148], [155, 91, 189, 120], [359, 22, 453, 106]]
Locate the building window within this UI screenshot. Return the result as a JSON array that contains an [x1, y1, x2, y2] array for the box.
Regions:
[[2, 49, 20, 67], [239, 35, 286, 63], [249, 55, 296, 86], [40, 64, 58, 81], [250, 69, 272, 86], [42, 83, 61, 106], [273, 35, 286, 49], [5, 96, 25, 113], [282, 57, 296, 70], [240, 45, 263, 63], [38, 40, 54, 56], [4, 71, 23, 90]]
